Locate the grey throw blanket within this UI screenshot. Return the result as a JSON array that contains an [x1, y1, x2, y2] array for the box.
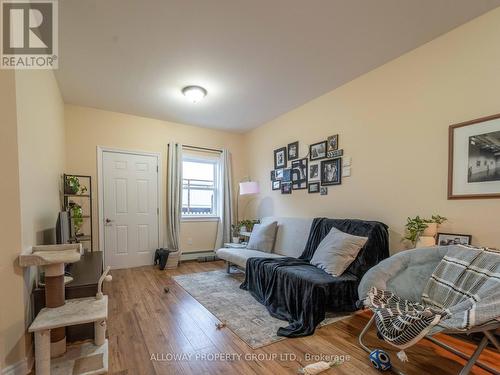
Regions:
[[365, 245, 500, 352]]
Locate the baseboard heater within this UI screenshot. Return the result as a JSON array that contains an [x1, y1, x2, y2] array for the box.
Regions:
[[180, 250, 218, 262]]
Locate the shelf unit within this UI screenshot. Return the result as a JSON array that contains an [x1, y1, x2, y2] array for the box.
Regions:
[[63, 174, 93, 252]]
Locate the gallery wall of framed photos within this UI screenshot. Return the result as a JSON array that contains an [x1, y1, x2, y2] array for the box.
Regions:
[[270, 135, 351, 195]]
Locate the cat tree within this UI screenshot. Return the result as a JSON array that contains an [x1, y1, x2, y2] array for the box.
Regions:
[[19, 244, 111, 375]]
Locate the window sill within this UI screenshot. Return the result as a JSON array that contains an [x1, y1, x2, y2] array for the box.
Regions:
[[181, 216, 220, 223]]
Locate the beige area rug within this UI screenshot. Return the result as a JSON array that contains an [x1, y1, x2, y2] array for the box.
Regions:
[[173, 270, 351, 349]]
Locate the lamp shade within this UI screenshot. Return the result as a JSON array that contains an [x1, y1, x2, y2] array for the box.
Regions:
[[239, 181, 260, 195]]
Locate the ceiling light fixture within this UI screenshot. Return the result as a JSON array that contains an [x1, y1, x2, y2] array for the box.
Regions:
[[182, 85, 207, 103]]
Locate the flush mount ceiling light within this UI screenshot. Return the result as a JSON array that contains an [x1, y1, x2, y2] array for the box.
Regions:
[[182, 85, 207, 103]]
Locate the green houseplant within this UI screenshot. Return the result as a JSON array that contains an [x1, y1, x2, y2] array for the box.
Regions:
[[69, 202, 84, 236], [65, 176, 88, 195], [404, 214, 447, 246]]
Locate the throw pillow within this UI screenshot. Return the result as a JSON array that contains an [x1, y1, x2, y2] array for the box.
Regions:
[[310, 227, 368, 276], [246, 222, 278, 253]]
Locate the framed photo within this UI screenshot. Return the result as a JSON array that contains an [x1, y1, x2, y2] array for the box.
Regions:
[[288, 141, 299, 161], [448, 113, 500, 199], [309, 163, 319, 180], [275, 168, 284, 180], [274, 147, 287, 169], [291, 158, 307, 182], [320, 187, 328, 195], [327, 149, 343, 159], [272, 180, 281, 191], [308, 182, 320, 193], [436, 233, 472, 246], [327, 135, 339, 152], [282, 168, 291, 182], [270, 170, 276, 181], [309, 141, 327, 161], [281, 181, 292, 194], [321, 158, 342, 186]]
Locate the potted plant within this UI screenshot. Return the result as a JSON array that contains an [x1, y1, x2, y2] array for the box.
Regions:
[[403, 214, 447, 247], [69, 202, 84, 236], [65, 176, 88, 195], [231, 224, 240, 244]]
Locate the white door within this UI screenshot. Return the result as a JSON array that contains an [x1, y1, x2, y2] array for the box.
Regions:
[[102, 151, 159, 268]]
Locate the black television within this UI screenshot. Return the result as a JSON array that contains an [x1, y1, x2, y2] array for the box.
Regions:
[[56, 211, 71, 244]]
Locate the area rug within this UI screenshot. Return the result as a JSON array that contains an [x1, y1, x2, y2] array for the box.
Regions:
[[173, 270, 352, 349]]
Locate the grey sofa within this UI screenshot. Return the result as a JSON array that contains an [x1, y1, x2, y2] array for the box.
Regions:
[[216, 216, 313, 270]]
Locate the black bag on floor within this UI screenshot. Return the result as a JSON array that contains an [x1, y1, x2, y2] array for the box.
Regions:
[[154, 248, 171, 270]]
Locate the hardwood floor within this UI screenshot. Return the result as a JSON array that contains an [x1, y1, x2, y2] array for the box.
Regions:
[[105, 261, 499, 375]]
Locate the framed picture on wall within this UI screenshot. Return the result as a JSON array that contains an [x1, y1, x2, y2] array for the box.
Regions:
[[309, 163, 319, 180], [308, 182, 320, 193], [436, 233, 472, 246], [274, 147, 287, 169], [281, 181, 292, 194], [270, 170, 276, 181], [327, 134, 339, 152], [288, 141, 299, 161], [272, 180, 281, 191], [282, 168, 291, 182], [275, 168, 284, 180], [321, 158, 342, 186], [448, 113, 500, 199], [309, 141, 327, 161], [292, 159, 308, 181]]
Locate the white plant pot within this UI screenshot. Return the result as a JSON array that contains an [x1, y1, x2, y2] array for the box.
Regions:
[[232, 237, 240, 244], [416, 236, 436, 248], [422, 223, 438, 237]]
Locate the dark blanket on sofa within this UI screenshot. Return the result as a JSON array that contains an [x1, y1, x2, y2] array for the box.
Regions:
[[240, 218, 389, 337]]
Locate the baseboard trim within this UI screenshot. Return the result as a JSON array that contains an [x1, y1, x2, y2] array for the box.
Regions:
[[2, 357, 29, 375], [180, 250, 216, 261]]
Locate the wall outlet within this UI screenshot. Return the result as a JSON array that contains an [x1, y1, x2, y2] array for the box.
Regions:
[[343, 166, 351, 177]]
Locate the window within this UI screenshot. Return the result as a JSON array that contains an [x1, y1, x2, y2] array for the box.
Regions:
[[182, 155, 220, 219]]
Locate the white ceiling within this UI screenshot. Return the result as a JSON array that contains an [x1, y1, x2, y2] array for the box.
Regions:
[[56, 0, 500, 132]]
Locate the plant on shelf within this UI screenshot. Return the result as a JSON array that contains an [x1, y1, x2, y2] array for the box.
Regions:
[[403, 214, 447, 246], [65, 176, 88, 195], [69, 202, 84, 236]]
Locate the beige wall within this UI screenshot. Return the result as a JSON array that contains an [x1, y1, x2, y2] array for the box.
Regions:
[[244, 8, 500, 253], [64, 105, 247, 253], [16, 71, 66, 252], [0, 71, 26, 370], [0, 70, 66, 370]]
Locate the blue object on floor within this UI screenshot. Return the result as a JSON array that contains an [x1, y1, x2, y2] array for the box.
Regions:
[[369, 349, 392, 371]]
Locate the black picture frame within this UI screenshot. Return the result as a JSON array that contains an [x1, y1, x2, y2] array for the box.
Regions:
[[320, 158, 342, 186], [309, 163, 319, 180], [287, 141, 299, 161], [275, 168, 284, 180], [291, 158, 308, 184], [270, 170, 275, 181], [281, 181, 292, 194], [309, 141, 327, 161], [308, 182, 320, 193], [327, 134, 339, 152], [274, 147, 287, 169], [272, 180, 281, 191], [282, 168, 291, 182], [436, 233, 472, 246]]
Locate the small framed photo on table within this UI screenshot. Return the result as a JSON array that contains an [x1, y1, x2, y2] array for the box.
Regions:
[[436, 233, 472, 246]]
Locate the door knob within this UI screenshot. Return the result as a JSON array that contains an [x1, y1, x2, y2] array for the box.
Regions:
[[105, 218, 114, 224]]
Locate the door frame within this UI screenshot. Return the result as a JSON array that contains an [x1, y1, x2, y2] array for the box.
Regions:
[[97, 146, 162, 267]]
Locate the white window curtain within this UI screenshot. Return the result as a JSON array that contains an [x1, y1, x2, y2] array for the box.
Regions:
[[215, 149, 234, 249], [165, 142, 182, 267]]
